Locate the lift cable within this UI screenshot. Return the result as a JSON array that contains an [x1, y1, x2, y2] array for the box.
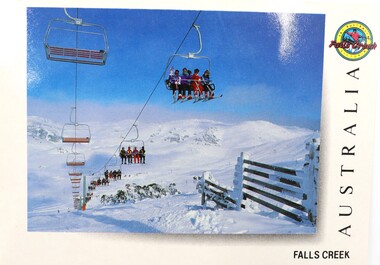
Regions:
[[90, 10, 202, 176]]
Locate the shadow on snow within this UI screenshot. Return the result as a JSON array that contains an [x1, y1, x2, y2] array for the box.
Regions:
[[73, 211, 162, 233]]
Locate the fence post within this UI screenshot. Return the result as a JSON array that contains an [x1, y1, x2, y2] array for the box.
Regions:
[[232, 152, 249, 210], [200, 171, 209, 208], [302, 138, 320, 224]]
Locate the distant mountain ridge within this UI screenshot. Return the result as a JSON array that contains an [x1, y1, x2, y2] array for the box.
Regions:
[[27, 116, 62, 142], [27, 116, 313, 148]]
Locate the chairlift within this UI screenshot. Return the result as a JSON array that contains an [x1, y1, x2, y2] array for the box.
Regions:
[[66, 152, 86, 167], [70, 177, 81, 184], [61, 123, 91, 143], [44, 8, 109, 66], [69, 171, 83, 177], [61, 107, 91, 143], [119, 124, 146, 165], [165, 25, 217, 100]]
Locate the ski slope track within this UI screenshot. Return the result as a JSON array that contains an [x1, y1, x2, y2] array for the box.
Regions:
[[28, 116, 318, 234]]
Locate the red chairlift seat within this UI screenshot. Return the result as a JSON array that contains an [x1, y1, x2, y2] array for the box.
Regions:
[[67, 161, 85, 166], [69, 172, 82, 176], [70, 178, 81, 184], [46, 46, 106, 65], [62, 137, 90, 144], [66, 152, 86, 167]]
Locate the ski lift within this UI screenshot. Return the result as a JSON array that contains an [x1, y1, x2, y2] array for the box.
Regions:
[[62, 123, 91, 143], [66, 152, 86, 166], [119, 124, 146, 164], [44, 8, 109, 65], [61, 107, 91, 143], [70, 177, 81, 184], [68, 171, 83, 177], [165, 24, 217, 100]]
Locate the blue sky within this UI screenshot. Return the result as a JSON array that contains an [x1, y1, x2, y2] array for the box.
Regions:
[[27, 8, 325, 129]]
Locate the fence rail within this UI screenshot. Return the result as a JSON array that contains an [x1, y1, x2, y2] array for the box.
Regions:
[[197, 138, 319, 225]]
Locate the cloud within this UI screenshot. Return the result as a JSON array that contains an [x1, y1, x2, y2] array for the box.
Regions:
[[28, 98, 215, 124]]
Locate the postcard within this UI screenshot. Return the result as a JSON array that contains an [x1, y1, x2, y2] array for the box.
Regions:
[[1, 0, 380, 264]]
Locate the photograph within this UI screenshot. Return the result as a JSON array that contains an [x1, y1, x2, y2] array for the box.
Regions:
[[27, 7, 324, 233]]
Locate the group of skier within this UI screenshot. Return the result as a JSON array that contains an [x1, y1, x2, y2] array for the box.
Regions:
[[167, 67, 215, 101], [119, 146, 146, 164], [104, 169, 122, 180], [88, 169, 123, 191]]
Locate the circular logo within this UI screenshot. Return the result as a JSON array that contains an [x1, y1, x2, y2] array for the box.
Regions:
[[331, 21, 375, 61]]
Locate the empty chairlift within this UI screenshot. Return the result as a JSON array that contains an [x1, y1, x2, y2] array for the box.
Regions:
[[61, 107, 91, 143], [68, 171, 83, 177], [44, 8, 109, 66], [66, 152, 86, 167], [70, 177, 82, 184], [61, 123, 91, 143]]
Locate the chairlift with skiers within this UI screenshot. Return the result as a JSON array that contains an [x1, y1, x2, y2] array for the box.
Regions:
[[119, 124, 146, 165], [165, 24, 221, 102]]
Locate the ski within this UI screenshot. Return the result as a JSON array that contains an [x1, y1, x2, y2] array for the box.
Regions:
[[172, 95, 185, 103], [180, 96, 193, 103], [193, 96, 204, 103], [202, 94, 223, 102]]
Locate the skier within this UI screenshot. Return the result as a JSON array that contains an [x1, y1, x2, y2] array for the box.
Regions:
[[201, 69, 214, 99], [127, 146, 132, 164], [169, 69, 181, 100], [180, 67, 192, 100], [139, 146, 146, 164], [347, 29, 362, 43], [191, 68, 202, 98], [133, 147, 140, 164], [119, 147, 127, 164]]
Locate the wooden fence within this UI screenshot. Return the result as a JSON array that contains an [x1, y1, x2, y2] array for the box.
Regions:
[[197, 138, 319, 224]]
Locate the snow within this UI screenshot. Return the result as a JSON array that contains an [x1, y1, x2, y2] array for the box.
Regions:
[[27, 115, 318, 234]]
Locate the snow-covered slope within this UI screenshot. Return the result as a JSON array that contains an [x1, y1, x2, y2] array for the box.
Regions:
[[27, 116, 318, 234]]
